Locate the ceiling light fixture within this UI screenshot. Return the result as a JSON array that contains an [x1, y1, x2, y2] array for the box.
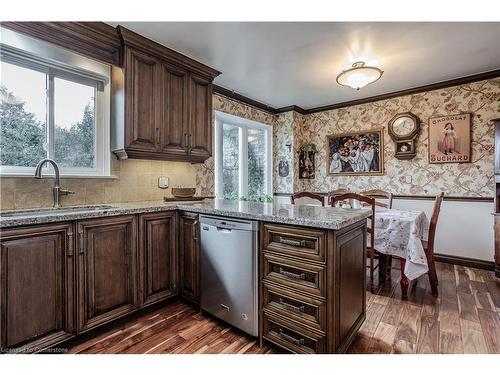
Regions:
[[336, 61, 384, 90]]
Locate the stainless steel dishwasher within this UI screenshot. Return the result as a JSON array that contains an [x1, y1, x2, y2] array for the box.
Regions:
[[199, 215, 259, 336]]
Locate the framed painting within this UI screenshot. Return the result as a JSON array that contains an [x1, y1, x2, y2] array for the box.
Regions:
[[327, 129, 384, 175], [428, 113, 471, 164]]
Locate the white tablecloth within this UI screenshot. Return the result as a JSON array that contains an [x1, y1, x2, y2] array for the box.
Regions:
[[373, 208, 429, 280]]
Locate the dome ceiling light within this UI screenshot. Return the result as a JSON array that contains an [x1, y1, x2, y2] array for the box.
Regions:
[[336, 61, 384, 90]]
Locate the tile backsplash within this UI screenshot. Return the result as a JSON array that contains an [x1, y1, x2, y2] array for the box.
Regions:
[[0, 157, 197, 210]]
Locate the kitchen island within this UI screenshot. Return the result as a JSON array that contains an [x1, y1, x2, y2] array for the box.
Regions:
[[0, 199, 370, 353]]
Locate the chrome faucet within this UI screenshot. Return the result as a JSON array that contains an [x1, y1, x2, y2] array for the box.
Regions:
[[34, 159, 74, 208]]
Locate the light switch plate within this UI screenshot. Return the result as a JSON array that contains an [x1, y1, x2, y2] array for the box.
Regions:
[[158, 176, 169, 189]]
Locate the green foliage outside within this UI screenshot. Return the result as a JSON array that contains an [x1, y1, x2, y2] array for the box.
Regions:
[[222, 125, 272, 202], [0, 85, 95, 168]]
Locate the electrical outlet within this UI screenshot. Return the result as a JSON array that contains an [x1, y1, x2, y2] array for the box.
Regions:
[[158, 176, 169, 189], [405, 175, 412, 184]]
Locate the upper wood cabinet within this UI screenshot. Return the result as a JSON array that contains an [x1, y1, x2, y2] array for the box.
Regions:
[[124, 48, 162, 153], [188, 74, 213, 160], [113, 26, 220, 163], [0, 223, 75, 352], [160, 63, 189, 157]]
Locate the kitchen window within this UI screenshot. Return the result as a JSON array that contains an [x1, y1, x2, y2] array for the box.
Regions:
[[214, 111, 273, 200], [0, 27, 111, 177]]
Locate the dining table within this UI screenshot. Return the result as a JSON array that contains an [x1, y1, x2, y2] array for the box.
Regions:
[[371, 206, 430, 282]]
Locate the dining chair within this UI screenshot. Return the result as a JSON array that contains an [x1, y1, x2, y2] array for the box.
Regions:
[[399, 192, 444, 299], [328, 188, 351, 206], [361, 189, 393, 209], [361, 189, 394, 280], [290, 191, 325, 206], [330, 193, 378, 292]]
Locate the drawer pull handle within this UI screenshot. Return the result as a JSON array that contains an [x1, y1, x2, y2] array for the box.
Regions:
[[279, 329, 304, 346], [279, 267, 306, 280], [279, 237, 305, 247], [279, 298, 305, 313], [67, 231, 74, 257]]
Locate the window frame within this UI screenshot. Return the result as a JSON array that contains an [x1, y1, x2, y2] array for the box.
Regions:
[[0, 43, 111, 177], [214, 111, 273, 199]]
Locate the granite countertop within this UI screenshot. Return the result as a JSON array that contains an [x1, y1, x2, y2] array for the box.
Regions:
[[0, 199, 371, 230]]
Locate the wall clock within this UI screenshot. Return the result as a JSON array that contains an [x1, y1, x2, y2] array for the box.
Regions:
[[388, 112, 421, 160]]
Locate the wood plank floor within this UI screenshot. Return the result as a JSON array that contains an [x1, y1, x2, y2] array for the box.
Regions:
[[67, 262, 500, 354]]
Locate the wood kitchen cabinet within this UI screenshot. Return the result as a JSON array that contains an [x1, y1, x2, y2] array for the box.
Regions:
[[124, 47, 162, 153], [0, 223, 75, 352], [261, 221, 366, 353], [178, 212, 200, 303], [188, 74, 213, 160], [139, 212, 178, 307], [113, 26, 220, 163], [493, 118, 500, 278], [76, 215, 138, 333], [160, 63, 189, 157]]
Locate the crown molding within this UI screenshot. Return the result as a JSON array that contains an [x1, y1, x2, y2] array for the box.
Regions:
[[214, 69, 500, 116], [275, 105, 308, 115], [213, 85, 278, 114], [305, 69, 500, 114]]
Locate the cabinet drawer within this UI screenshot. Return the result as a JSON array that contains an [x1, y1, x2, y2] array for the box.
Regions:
[[262, 312, 325, 354], [262, 282, 325, 333], [262, 254, 325, 298], [263, 223, 326, 262]]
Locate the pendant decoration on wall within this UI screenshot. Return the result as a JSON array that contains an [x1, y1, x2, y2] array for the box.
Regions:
[[278, 159, 290, 177], [298, 143, 317, 179], [388, 112, 421, 160]]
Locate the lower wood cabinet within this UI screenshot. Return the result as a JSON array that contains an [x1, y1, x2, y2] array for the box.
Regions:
[[178, 212, 200, 303], [139, 211, 178, 307], [260, 221, 367, 354], [76, 215, 139, 333], [0, 223, 75, 352]]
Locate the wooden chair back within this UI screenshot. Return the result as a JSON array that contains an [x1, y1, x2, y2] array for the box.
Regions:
[[328, 188, 351, 206], [290, 192, 325, 207], [361, 189, 393, 209], [426, 192, 445, 256], [332, 192, 379, 291], [331, 192, 375, 239]]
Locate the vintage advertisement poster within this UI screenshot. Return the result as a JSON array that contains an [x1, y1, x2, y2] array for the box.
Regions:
[[428, 113, 471, 164]]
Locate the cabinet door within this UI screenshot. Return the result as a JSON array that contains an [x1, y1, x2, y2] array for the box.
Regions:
[[0, 223, 75, 352], [125, 47, 161, 152], [76, 216, 138, 333], [188, 74, 212, 161], [178, 212, 200, 303], [139, 212, 178, 307], [160, 63, 189, 158]]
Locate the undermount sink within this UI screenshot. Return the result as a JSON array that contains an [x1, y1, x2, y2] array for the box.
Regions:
[[1, 205, 116, 218]]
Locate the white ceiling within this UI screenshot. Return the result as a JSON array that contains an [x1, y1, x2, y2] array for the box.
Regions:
[[108, 22, 500, 109]]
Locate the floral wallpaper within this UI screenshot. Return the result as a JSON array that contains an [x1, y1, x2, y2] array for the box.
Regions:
[[273, 111, 295, 193], [198, 79, 500, 199], [194, 93, 277, 196], [288, 78, 500, 197]]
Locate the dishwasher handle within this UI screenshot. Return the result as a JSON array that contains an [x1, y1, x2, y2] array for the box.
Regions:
[[200, 215, 258, 232], [216, 227, 232, 233]]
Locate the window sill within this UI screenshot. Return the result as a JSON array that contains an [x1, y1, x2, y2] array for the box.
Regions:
[[0, 173, 119, 179]]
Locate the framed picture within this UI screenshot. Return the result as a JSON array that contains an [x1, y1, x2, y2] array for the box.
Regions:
[[298, 143, 317, 179], [428, 113, 471, 164], [327, 129, 384, 175]]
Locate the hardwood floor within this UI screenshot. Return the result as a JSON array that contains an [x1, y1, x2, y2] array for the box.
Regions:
[[67, 262, 500, 354]]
